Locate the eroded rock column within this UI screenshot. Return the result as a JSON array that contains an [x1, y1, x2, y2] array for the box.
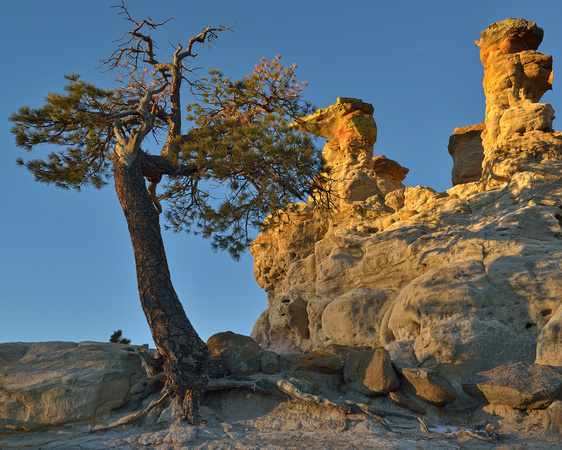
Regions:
[[297, 97, 408, 204], [476, 18, 558, 184]]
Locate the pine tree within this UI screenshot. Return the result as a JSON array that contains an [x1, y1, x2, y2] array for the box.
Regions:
[[10, 3, 327, 423], [109, 330, 132, 345]]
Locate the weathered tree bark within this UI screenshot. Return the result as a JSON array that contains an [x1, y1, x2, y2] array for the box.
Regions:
[[113, 154, 208, 423]]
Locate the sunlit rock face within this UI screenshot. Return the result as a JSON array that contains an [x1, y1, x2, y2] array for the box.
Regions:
[[251, 19, 562, 382], [475, 18, 562, 186]]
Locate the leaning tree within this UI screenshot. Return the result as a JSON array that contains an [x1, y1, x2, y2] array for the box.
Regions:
[[10, 4, 328, 423]]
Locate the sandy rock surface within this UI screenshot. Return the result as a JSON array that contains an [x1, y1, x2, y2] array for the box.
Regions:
[[250, 18, 562, 388], [0, 341, 145, 430]]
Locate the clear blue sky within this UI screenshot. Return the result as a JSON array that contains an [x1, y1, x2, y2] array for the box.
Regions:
[[2, 0, 562, 346]]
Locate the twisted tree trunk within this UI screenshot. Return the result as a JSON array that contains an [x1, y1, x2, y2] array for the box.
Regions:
[[113, 153, 208, 423]]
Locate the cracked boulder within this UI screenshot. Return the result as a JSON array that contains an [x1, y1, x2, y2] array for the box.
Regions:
[[0, 341, 145, 430]]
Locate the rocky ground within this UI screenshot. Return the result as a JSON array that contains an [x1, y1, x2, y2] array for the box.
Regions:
[[0, 340, 560, 448], [1, 388, 560, 449], [0, 394, 560, 449]]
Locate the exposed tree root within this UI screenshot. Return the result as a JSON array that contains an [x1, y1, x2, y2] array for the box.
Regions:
[[207, 378, 284, 396], [414, 417, 499, 443], [417, 417, 431, 433], [88, 389, 171, 433], [139, 372, 166, 384], [276, 379, 393, 432], [86, 375, 498, 444]]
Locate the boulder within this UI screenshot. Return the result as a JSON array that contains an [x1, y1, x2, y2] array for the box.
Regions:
[[372, 155, 409, 181], [207, 331, 263, 375], [321, 289, 388, 348], [394, 365, 458, 406], [448, 122, 485, 186], [536, 303, 562, 368], [545, 400, 562, 440], [343, 348, 399, 396], [0, 341, 145, 430], [462, 362, 562, 410]]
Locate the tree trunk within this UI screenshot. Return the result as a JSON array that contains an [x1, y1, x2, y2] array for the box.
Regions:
[[113, 155, 208, 423]]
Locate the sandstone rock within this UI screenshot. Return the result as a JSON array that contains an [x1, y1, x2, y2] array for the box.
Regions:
[[477, 17, 543, 50], [253, 167, 562, 378], [268, 294, 309, 343], [498, 102, 554, 138], [282, 350, 341, 374], [251, 19, 562, 388], [384, 189, 405, 212], [544, 400, 562, 440], [259, 351, 281, 375], [321, 288, 389, 348], [475, 18, 558, 185], [251, 202, 326, 295], [293, 97, 407, 208], [394, 365, 458, 406], [0, 341, 145, 430], [384, 340, 418, 366], [372, 155, 409, 181], [343, 348, 399, 396], [285, 373, 320, 395], [207, 331, 263, 375], [462, 362, 562, 410], [448, 122, 485, 186], [536, 303, 562, 368], [381, 260, 547, 377], [296, 97, 376, 143]]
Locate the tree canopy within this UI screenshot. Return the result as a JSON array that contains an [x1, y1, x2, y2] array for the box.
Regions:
[[11, 6, 327, 259]]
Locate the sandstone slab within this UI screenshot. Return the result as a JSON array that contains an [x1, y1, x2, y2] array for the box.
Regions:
[[462, 362, 562, 410], [448, 122, 485, 186], [0, 341, 145, 430], [394, 365, 458, 406]]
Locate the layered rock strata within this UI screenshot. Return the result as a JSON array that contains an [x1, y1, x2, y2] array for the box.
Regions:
[[250, 18, 562, 386]]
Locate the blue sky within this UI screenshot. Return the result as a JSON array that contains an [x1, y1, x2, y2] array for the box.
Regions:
[[2, 0, 562, 346]]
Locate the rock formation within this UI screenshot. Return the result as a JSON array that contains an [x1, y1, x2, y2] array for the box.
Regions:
[[462, 362, 562, 410], [476, 18, 560, 186], [0, 341, 147, 430], [2, 18, 562, 448], [448, 122, 485, 185], [251, 18, 562, 388]]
